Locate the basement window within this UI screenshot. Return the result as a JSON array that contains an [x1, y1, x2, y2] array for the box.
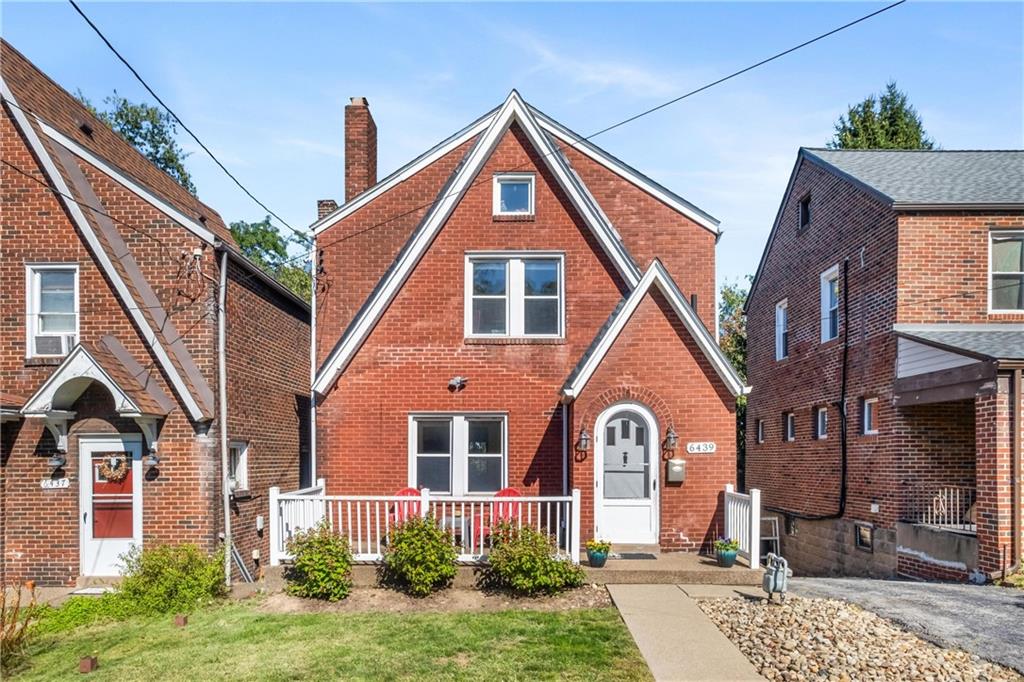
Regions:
[[855, 523, 874, 552], [493, 174, 534, 216]]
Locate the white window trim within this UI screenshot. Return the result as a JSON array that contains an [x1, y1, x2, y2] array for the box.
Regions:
[[815, 406, 828, 440], [989, 230, 1024, 314], [756, 419, 764, 444], [407, 413, 508, 496], [784, 412, 796, 442], [492, 173, 535, 216], [775, 299, 788, 361], [464, 252, 564, 339], [228, 440, 249, 492], [820, 264, 840, 343], [862, 397, 879, 436], [25, 263, 80, 358]]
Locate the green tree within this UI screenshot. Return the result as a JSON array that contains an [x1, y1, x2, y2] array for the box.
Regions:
[[720, 277, 751, 489], [828, 81, 935, 150], [230, 216, 311, 302], [77, 90, 196, 194]]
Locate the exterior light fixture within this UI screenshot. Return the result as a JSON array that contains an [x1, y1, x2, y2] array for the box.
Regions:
[[47, 454, 66, 469], [145, 452, 160, 468], [576, 428, 591, 452], [663, 426, 679, 452]]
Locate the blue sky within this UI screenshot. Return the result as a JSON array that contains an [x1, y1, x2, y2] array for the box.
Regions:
[[4, 2, 1022, 293]]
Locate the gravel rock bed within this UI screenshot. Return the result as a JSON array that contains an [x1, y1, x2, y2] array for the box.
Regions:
[[697, 597, 1022, 682]]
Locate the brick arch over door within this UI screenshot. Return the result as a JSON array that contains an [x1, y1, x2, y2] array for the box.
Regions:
[[579, 385, 673, 456]]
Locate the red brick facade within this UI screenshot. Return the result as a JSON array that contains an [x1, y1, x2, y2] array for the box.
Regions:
[[1, 43, 309, 585], [745, 152, 1023, 581], [314, 101, 738, 551]]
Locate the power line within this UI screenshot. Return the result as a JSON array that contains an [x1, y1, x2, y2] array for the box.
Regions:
[[67, 0, 311, 246]]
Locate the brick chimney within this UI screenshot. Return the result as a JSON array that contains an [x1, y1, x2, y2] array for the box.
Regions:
[[345, 97, 377, 202], [317, 199, 338, 220]]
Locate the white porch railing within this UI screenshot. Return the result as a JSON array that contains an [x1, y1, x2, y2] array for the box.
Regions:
[[269, 483, 582, 566], [724, 484, 761, 569]]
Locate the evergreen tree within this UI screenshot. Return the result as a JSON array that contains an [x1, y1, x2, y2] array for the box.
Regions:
[[828, 81, 935, 150]]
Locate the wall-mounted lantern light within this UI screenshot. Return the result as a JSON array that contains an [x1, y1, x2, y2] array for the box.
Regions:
[[47, 454, 66, 470], [663, 426, 679, 452], [576, 428, 591, 452], [145, 452, 161, 468]]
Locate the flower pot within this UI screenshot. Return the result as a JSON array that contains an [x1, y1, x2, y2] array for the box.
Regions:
[[587, 549, 608, 568], [716, 549, 738, 568]]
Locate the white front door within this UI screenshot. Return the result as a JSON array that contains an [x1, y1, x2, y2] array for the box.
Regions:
[[79, 435, 143, 576], [594, 405, 658, 544]]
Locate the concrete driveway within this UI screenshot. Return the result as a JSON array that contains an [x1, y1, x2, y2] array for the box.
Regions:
[[792, 577, 1024, 674]]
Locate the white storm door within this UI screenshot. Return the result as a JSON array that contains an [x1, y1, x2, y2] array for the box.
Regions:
[[79, 435, 143, 576], [595, 409, 658, 544]]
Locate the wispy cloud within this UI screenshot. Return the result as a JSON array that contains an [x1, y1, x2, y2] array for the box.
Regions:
[[274, 136, 344, 159]]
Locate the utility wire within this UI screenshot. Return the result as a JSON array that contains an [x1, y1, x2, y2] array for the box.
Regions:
[[67, 0, 311, 246]]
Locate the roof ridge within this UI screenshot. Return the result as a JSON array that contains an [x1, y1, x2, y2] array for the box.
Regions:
[[805, 147, 1024, 153]]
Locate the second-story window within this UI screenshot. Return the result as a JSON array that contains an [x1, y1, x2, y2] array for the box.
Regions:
[[783, 412, 796, 442], [775, 299, 789, 360], [991, 232, 1023, 312], [26, 264, 79, 358], [814, 406, 828, 440], [798, 195, 811, 230], [756, 419, 764, 444], [820, 265, 840, 342], [466, 254, 563, 338], [493, 174, 535, 216]]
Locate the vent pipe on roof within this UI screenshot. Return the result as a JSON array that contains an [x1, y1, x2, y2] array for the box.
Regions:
[[345, 97, 377, 202]]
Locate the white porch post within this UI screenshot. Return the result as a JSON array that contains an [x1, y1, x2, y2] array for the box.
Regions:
[[749, 488, 761, 569], [724, 483, 734, 541], [570, 488, 581, 564], [420, 488, 431, 519], [269, 486, 281, 566]]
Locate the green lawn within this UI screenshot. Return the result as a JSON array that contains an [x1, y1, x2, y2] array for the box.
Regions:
[[15, 602, 650, 681]]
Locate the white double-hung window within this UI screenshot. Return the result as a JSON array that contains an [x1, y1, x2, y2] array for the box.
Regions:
[[228, 440, 249, 492], [409, 415, 507, 495], [820, 265, 840, 342], [26, 264, 79, 357], [991, 232, 1024, 312], [774, 299, 788, 360], [465, 254, 563, 338]]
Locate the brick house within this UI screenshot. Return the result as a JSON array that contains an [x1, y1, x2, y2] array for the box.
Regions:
[[745, 148, 1023, 581], [0, 41, 311, 586], [308, 91, 745, 556]]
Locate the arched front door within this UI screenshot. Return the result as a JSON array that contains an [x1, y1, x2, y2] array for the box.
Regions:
[[594, 404, 659, 544]]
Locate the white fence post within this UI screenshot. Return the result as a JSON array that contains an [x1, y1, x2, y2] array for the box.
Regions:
[[570, 488, 581, 564], [420, 488, 430, 519], [724, 483, 734, 540], [749, 488, 761, 569], [269, 486, 281, 566]]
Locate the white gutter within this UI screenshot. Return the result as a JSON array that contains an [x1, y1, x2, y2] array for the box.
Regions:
[[309, 241, 317, 487], [218, 250, 232, 587]]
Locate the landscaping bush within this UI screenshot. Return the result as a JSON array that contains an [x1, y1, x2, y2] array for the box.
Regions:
[[381, 515, 457, 596], [118, 543, 227, 614], [485, 524, 585, 595], [285, 522, 353, 601], [33, 593, 134, 635], [1, 582, 42, 673]]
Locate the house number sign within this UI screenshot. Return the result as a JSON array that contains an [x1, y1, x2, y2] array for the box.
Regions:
[[685, 442, 716, 454], [40, 477, 70, 490]]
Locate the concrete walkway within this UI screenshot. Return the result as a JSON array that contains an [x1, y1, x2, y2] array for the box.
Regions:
[[608, 584, 762, 681]]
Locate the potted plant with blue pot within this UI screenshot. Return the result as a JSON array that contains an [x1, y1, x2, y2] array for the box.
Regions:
[[586, 539, 611, 568], [714, 537, 740, 568]]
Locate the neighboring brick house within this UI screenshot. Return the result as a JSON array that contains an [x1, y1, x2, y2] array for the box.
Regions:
[[310, 92, 745, 554], [745, 148, 1024, 581], [0, 41, 310, 586]]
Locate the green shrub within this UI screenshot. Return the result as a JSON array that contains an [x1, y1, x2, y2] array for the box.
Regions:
[[33, 593, 134, 635], [381, 516, 457, 597], [285, 522, 353, 601], [485, 524, 585, 595], [118, 544, 226, 614]]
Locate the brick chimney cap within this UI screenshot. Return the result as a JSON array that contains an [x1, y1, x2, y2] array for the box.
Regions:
[[349, 97, 369, 106]]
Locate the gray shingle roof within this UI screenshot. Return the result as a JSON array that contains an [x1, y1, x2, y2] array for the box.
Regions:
[[804, 149, 1024, 207], [895, 325, 1024, 361]]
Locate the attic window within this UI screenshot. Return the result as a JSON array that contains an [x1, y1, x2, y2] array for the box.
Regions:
[[493, 174, 534, 216], [799, 195, 811, 230]]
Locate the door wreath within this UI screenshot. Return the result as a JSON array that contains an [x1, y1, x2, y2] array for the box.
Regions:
[[98, 455, 129, 482]]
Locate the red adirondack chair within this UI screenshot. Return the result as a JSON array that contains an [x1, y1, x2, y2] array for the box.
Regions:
[[390, 487, 421, 525], [476, 487, 522, 541]]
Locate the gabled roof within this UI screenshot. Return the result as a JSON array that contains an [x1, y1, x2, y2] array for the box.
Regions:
[[563, 260, 747, 400], [893, 324, 1024, 363], [311, 98, 720, 236], [21, 338, 174, 417], [313, 91, 646, 394], [804, 148, 1024, 209]]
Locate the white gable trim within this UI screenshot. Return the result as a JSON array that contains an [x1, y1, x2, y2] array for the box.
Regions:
[[312, 91, 641, 395], [2, 78, 207, 421], [563, 260, 746, 400], [21, 345, 141, 416], [530, 108, 721, 235], [38, 119, 218, 244]]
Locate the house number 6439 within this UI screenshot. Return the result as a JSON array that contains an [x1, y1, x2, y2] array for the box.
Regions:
[[685, 442, 716, 454]]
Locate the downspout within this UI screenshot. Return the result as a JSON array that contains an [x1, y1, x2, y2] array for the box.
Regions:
[[218, 249, 232, 587], [309, 244, 317, 488], [1012, 368, 1022, 573], [561, 402, 569, 496]]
